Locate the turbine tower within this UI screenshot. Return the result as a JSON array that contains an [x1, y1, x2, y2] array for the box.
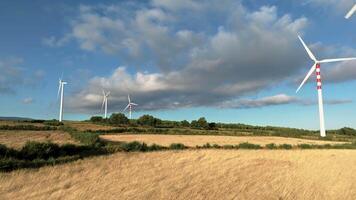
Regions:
[[57, 79, 67, 122], [345, 4, 356, 19], [124, 95, 138, 119], [296, 36, 356, 137], [101, 90, 110, 118]]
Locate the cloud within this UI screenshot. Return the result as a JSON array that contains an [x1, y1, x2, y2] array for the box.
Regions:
[[218, 94, 352, 109], [57, 1, 315, 113], [22, 97, 34, 104]]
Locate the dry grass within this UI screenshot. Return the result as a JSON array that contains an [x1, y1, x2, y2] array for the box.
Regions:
[[1, 150, 356, 199], [100, 134, 347, 147], [0, 120, 45, 127], [0, 130, 78, 149], [65, 121, 116, 131]]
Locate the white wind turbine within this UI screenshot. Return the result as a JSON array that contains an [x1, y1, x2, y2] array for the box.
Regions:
[[296, 35, 356, 137], [101, 90, 110, 118], [345, 4, 356, 19], [57, 79, 68, 122], [123, 95, 138, 119]]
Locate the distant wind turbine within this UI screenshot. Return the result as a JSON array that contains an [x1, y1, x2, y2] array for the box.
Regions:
[[296, 35, 356, 137], [123, 95, 138, 119], [101, 90, 110, 118], [345, 4, 356, 19], [57, 79, 67, 122]]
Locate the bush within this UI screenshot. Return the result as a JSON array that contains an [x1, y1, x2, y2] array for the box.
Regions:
[[120, 141, 149, 152], [222, 145, 235, 149], [43, 119, 63, 126], [149, 143, 165, 151], [0, 125, 57, 131], [62, 127, 101, 146], [238, 142, 262, 149], [297, 144, 313, 149], [20, 142, 61, 160], [278, 144, 293, 149], [109, 113, 129, 125], [180, 120, 190, 127], [169, 143, 187, 150], [90, 116, 104, 123], [191, 117, 209, 129], [266, 143, 277, 149], [137, 115, 162, 127], [0, 144, 17, 158]]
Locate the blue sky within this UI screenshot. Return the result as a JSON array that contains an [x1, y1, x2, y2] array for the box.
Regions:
[[0, 0, 355, 130]]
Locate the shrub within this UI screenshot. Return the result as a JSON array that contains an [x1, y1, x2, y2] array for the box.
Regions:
[[90, 116, 104, 123], [169, 143, 187, 150], [43, 119, 63, 126], [278, 144, 293, 150], [0, 125, 56, 131], [137, 115, 162, 127], [0, 144, 17, 158], [266, 143, 277, 149], [120, 141, 149, 152], [297, 144, 313, 149], [62, 127, 101, 146], [109, 113, 129, 125], [222, 145, 235, 149], [180, 120, 190, 127], [20, 142, 61, 160], [238, 142, 262, 149], [149, 144, 165, 151]]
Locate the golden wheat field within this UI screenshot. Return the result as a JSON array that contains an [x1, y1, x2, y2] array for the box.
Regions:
[[100, 134, 347, 147], [0, 130, 78, 149], [1, 150, 356, 200], [65, 121, 118, 131]]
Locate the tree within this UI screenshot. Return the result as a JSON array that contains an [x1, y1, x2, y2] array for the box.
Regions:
[[180, 120, 190, 127], [137, 115, 162, 127], [109, 113, 129, 125], [191, 117, 209, 129], [197, 117, 209, 129], [90, 116, 103, 123]]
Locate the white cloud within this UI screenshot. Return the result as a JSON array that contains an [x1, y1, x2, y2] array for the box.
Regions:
[[59, 2, 314, 112], [22, 97, 34, 104]]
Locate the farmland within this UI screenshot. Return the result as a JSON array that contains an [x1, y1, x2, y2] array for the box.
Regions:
[[2, 150, 356, 200], [101, 134, 347, 147]]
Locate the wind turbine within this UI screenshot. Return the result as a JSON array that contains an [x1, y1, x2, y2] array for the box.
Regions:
[[57, 79, 67, 122], [296, 35, 356, 137], [345, 4, 356, 19], [123, 95, 138, 119], [101, 90, 110, 118]]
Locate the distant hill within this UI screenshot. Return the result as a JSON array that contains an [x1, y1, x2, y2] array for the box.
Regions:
[[0, 116, 34, 121]]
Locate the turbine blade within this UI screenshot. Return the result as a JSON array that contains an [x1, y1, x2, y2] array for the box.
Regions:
[[345, 4, 356, 19], [106, 91, 110, 97], [296, 64, 316, 93], [101, 97, 105, 111], [102, 90, 106, 96], [128, 95, 131, 103], [130, 103, 138, 106], [123, 104, 130, 111], [319, 57, 356, 63], [57, 81, 61, 98], [298, 35, 317, 61]]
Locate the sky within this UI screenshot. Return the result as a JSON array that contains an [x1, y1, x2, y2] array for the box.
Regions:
[[0, 0, 355, 130]]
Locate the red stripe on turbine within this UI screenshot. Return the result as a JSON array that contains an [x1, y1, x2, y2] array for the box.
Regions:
[[316, 63, 322, 90]]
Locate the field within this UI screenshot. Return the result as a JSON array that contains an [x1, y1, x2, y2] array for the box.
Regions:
[[0, 130, 77, 149], [64, 121, 118, 131], [1, 150, 356, 200], [1, 119, 356, 199], [101, 134, 347, 147]]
